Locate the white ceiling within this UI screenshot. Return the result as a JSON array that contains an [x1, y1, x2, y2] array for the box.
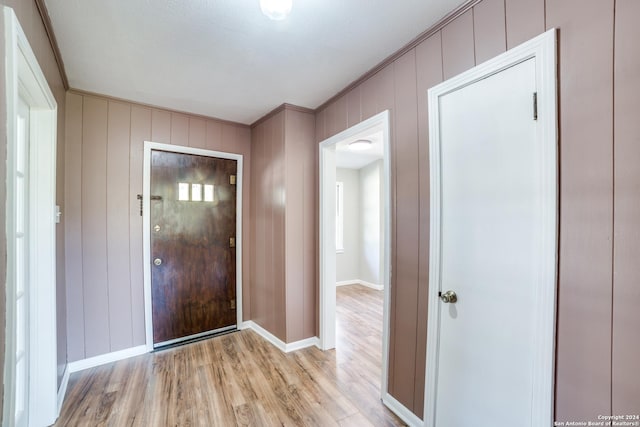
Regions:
[[335, 128, 384, 170], [44, 0, 465, 125]]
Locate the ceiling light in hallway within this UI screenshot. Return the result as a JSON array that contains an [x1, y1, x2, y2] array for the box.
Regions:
[[260, 0, 292, 20], [349, 139, 373, 151]]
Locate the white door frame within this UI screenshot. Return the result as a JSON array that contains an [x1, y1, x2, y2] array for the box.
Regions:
[[319, 110, 392, 393], [3, 6, 59, 427], [424, 28, 558, 426], [142, 141, 244, 351]]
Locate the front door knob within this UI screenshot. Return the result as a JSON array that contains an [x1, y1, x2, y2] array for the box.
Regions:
[[154, 258, 162, 266], [440, 290, 457, 303]]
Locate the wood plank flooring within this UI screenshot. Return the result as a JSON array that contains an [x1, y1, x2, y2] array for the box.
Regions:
[[56, 285, 405, 426]]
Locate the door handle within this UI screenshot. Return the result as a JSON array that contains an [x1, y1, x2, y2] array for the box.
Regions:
[[440, 290, 457, 303], [154, 258, 162, 266]]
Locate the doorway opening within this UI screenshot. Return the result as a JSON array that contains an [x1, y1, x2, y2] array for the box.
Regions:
[[142, 142, 244, 351], [319, 110, 391, 397], [3, 6, 59, 427]]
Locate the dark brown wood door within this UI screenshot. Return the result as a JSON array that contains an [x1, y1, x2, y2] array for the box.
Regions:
[[150, 150, 237, 346]]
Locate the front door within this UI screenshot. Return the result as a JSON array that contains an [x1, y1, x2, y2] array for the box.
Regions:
[[150, 150, 237, 347], [428, 52, 556, 425]]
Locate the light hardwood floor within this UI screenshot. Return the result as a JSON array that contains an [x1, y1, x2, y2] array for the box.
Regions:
[[55, 285, 405, 426]]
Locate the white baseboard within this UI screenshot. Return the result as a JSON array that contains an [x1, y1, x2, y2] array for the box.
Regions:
[[382, 393, 423, 427], [57, 365, 70, 415], [336, 280, 357, 287], [240, 321, 320, 353], [285, 336, 321, 352], [336, 279, 384, 291], [68, 345, 149, 373], [65, 322, 320, 374]]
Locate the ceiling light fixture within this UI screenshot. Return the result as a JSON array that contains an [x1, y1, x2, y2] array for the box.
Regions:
[[348, 139, 373, 151], [260, 0, 293, 20]]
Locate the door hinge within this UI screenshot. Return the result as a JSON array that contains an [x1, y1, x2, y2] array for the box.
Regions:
[[230, 299, 236, 310], [533, 92, 538, 121], [229, 237, 236, 248], [230, 175, 236, 185]]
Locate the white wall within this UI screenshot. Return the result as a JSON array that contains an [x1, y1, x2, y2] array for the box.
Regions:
[[335, 161, 384, 287], [336, 168, 360, 282], [359, 160, 384, 286]]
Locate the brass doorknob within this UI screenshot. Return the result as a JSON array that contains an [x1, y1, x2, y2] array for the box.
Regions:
[[440, 290, 457, 303], [153, 258, 162, 266]]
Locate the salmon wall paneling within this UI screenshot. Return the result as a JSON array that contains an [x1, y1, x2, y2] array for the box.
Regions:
[[64, 92, 251, 361], [315, 0, 632, 419]]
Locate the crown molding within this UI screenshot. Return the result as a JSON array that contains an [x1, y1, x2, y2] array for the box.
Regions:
[[34, 0, 69, 90], [251, 103, 315, 129], [315, 0, 482, 112], [68, 88, 251, 128]]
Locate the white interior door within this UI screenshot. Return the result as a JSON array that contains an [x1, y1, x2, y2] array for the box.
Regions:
[[428, 50, 556, 426], [436, 57, 537, 424]]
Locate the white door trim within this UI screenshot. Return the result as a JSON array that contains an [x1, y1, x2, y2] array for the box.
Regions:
[[3, 6, 58, 427], [424, 28, 558, 426], [318, 110, 392, 396], [142, 142, 244, 351]]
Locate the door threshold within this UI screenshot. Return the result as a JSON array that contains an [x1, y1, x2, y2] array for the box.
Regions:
[[153, 325, 237, 351]]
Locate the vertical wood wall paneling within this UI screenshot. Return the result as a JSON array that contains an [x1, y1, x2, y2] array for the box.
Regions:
[[129, 106, 151, 346], [315, 108, 326, 143], [205, 120, 223, 152], [360, 72, 381, 121], [259, 120, 269, 326], [441, 10, 476, 79], [546, 0, 615, 419], [65, 92, 85, 361], [250, 114, 286, 338], [261, 119, 270, 330], [273, 113, 287, 340], [188, 117, 206, 149], [81, 96, 111, 357], [68, 92, 251, 360], [264, 117, 276, 334], [288, 110, 316, 341], [313, 112, 321, 337], [55, 102, 68, 385], [390, 51, 420, 412], [472, 0, 507, 64], [285, 110, 306, 342], [326, 95, 347, 138], [251, 108, 315, 343], [612, 0, 640, 414], [376, 66, 396, 116], [414, 32, 444, 418], [238, 126, 252, 320], [303, 117, 316, 339], [375, 63, 397, 398], [249, 124, 260, 325], [151, 109, 171, 143], [308, 0, 636, 418], [170, 114, 189, 146], [346, 87, 362, 128], [259, 119, 271, 331], [505, 0, 545, 49], [221, 123, 238, 154], [106, 101, 133, 351]]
